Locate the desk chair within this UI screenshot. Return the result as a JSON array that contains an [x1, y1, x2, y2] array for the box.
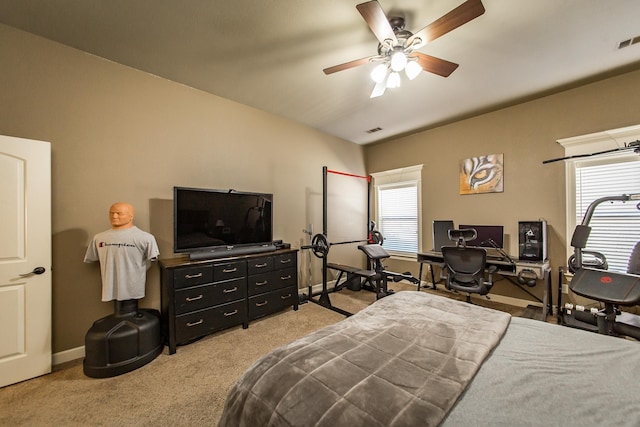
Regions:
[[442, 229, 497, 303]]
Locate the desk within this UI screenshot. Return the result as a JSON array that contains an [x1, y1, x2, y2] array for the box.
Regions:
[[417, 250, 552, 319]]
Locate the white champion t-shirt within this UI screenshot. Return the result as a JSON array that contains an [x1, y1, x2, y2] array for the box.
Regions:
[[84, 226, 160, 301]]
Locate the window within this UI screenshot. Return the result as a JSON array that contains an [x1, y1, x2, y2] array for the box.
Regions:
[[573, 158, 640, 272], [371, 165, 422, 257], [559, 126, 640, 273]]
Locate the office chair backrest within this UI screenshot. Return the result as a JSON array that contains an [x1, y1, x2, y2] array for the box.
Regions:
[[442, 246, 487, 279], [448, 228, 477, 248], [441, 228, 494, 300]]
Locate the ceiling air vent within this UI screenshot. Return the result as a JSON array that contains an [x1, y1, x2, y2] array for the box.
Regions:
[[618, 36, 640, 49], [366, 127, 383, 134]]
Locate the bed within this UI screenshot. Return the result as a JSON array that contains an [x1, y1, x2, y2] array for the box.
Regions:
[[218, 291, 640, 427]]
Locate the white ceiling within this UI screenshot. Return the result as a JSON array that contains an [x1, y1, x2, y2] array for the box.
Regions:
[[2, 0, 640, 145]]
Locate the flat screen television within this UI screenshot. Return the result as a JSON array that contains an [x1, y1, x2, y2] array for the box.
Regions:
[[174, 187, 274, 258], [458, 224, 504, 248]]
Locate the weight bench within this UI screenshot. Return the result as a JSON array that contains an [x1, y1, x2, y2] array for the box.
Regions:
[[569, 267, 640, 339], [358, 244, 420, 299], [327, 263, 377, 291], [307, 262, 378, 318]]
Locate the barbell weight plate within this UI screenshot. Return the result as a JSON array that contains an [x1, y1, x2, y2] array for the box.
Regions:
[[311, 233, 329, 259], [370, 230, 384, 245]]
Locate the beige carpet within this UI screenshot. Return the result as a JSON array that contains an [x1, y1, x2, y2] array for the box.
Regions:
[[0, 285, 526, 426]]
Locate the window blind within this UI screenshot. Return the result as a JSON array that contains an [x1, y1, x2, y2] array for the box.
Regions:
[[371, 165, 423, 256], [377, 182, 418, 254], [575, 159, 640, 272]]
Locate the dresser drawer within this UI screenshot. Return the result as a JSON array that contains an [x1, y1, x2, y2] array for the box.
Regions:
[[213, 260, 246, 281], [273, 267, 297, 289], [247, 256, 273, 275], [274, 253, 296, 270], [247, 272, 273, 296], [173, 264, 213, 289], [248, 268, 297, 296], [174, 278, 246, 315], [175, 300, 246, 344], [248, 287, 297, 320]]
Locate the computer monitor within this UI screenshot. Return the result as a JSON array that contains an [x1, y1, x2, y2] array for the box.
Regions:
[[458, 225, 504, 248], [433, 220, 455, 252]]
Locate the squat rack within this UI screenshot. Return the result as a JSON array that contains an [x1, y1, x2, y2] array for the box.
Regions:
[[305, 166, 374, 316]]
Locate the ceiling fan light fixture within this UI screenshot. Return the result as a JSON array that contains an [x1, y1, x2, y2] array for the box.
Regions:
[[386, 71, 401, 88], [370, 80, 387, 98], [390, 48, 407, 72], [370, 63, 388, 83], [405, 60, 422, 80], [323, 0, 486, 98]]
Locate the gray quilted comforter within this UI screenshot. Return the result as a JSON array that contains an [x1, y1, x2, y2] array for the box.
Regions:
[[218, 291, 511, 427]]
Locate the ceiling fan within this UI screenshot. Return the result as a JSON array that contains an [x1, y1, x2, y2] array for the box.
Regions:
[[323, 0, 486, 98]]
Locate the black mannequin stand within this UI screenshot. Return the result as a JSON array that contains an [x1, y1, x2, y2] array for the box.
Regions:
[[83, 299, 162, 378]]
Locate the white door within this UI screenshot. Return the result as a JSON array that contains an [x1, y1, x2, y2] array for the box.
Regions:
[[0, 135, 51, 388]]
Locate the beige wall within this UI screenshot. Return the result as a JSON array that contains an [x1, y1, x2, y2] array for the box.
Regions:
[[0, 25, 368, 353], [3, 22, 640, 354], [364, 68, 640, 305]]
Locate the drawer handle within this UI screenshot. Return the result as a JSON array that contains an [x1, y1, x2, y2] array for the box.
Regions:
[[186, 319, 203, 327], [254, 262, 268, 268], [223, 267, 238, 273], [280, 275, 292, 280], [224, 309, 238, 317], [255, 280, 268, 286], [185, 273, 203, 279], [280, 259, 292, 264], [223, 286, 238, 293], [281, 293, 292, 300], [185, 294, 203, 302], [256, 301, 268, 307]]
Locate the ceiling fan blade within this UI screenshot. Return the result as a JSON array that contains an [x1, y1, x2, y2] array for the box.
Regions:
[[356, 1, 397, 46], [370, 80, 387, 98], [412, 52, 459, 77], [407, 0, 485, 50], [323, 56, 376, 75]]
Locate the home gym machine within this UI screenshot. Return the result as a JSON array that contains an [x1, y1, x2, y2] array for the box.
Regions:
[[558, 193, 640, 339], [301, 166, 418, 316]]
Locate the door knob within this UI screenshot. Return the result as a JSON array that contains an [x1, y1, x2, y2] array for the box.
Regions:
[[19, 266, 46, 277]]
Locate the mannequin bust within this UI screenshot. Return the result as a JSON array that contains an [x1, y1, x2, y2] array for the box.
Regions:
[[108, 202, 135, 230], [84, 202, 159, 302]]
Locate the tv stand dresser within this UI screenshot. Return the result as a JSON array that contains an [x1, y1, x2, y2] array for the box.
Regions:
[[160, 248, 298, 354]]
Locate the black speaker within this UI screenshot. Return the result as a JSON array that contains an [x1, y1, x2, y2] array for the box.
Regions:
[[518, 220, 547, 261]]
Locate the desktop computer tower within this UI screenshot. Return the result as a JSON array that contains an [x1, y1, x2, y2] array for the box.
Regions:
[[518, 220, 547, 261]]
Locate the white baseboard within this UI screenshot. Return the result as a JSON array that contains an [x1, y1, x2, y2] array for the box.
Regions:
[[52, 346, 85, 366]]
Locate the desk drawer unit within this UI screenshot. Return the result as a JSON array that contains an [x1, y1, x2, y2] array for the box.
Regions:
[[247, 252, 298, 320], [249, 287, 298, 320], [174, 278, 246, 315], [175, 299, 247, 344], [160, 249, 299, 354], [248, 268, 297, 295], [161, 261, 248, 354], [214, 260, 246, 281], [174, 264, 213, 289]]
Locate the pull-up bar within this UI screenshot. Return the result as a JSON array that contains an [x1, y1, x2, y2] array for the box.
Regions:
[[326, 168, 372, 182]]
